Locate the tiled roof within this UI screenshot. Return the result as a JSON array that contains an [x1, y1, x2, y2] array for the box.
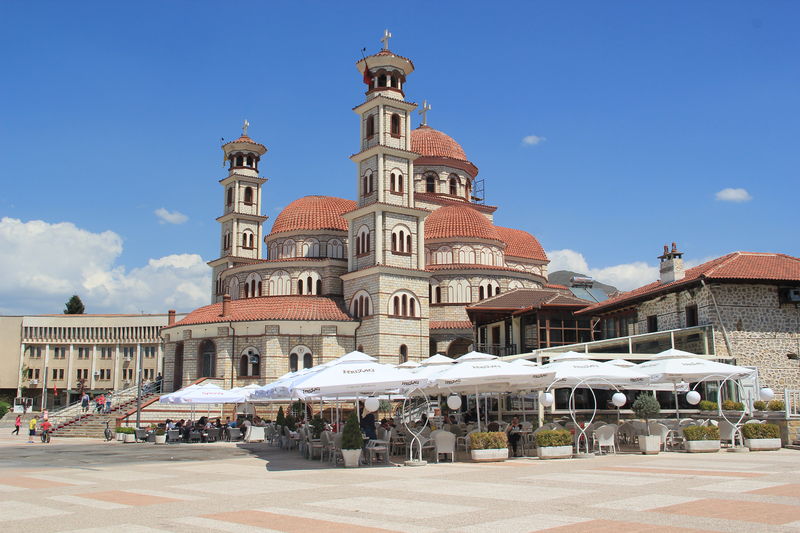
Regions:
[[544, 283, 569, 290], [577, 252, 800, 315], [467, 288, 592, 312], [495, 226, 548, 262], [223, 135, 266, 150], [411, 126, 468, 161], [427, 263, 532, 273], [425, 205, 502, 242], [430, 320, 473, 330], [269, 196, 356, 236], [171, 296, 356, 327], [414, 192, 497, 214]]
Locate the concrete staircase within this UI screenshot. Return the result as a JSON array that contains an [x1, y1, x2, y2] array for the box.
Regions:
[[51, 392, 159, 438]]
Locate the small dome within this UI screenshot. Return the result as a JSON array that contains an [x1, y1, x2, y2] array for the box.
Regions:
[[495, 226, 548, 262], [411, 126, 468, 161], [269, 196, 356, 236], [426, 205, 502, 242]]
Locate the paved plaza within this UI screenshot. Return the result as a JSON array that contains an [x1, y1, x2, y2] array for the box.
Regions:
[[1, 434, 800, 532]]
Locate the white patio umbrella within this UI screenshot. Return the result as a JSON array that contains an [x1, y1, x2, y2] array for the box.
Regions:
[[176, 384, 243, 404], [159, 383, 222, 404], [396, 360, 421, 369], [539, 352, 650, 388]]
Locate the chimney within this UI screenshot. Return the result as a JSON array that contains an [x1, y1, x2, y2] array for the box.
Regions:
[[221, 294, 231, 317], [167, 309, 176, 325], [658, 242, 685, 283]]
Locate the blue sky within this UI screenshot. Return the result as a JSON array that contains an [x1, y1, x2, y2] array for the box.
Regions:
[[0, 2, 798, 314]]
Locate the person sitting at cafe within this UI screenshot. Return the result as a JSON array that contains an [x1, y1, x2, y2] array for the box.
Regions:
[[225, 417, 236, 428], [506, 416, 523, 456], [360, 405, 377, 440]]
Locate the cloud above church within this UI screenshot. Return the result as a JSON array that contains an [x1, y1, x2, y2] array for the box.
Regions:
[[546, 248, 659, 291], [155, 208, 189, 224], [715, 188, 752, 203], [521, 135, 546, 146], [0, 217, 209, 315]]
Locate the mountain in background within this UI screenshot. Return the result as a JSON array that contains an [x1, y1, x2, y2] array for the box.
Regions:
[[548, 271, 620, 296]]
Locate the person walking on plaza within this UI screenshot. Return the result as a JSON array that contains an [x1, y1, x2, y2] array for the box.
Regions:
[[104, 392, 112, 414], [95, 394, 105, 413], [81, 392, 90, 413], [12, 414, 21, 435], [28, 415, 38, 443]]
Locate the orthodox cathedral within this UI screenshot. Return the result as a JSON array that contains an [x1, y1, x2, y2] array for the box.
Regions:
[[160, 33, 549, 392]]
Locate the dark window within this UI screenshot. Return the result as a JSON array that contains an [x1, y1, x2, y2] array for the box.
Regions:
[[426, 175, 435, 193], [303, 353, 313, 369], [390, 114, 401, 136], [316, 279, 322, 295], [647, 315, 658, 333], [685, 305, 699, 327], [449, 176, 458, 195], [226, 188, 233, 206], [235, 155, 243, 166], [199, 340, 216, 377], [399, 344, 408, 363], [244, 187, 253, 204], [366, 115, 375, 138], [289, 353, 298, 372]]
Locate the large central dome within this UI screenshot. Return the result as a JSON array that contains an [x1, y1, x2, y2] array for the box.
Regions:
[[426, 205, 502, 242], [411, 125, 468, 161], [269, 196, 355, 236]]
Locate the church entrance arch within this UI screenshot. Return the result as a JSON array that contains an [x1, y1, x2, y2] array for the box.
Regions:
[[173, 342, 184, 391], [446, 337, 472, 359], [199, 340, 216, 378]]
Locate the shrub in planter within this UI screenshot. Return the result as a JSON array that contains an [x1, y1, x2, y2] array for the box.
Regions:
[[632, 394, 661, 454], [698, 400, 718, 411], [276, 406, 286, 427], [116, 427, 135, 434], [753, 400, 767, 411], [340, 412, 363, 468], [741, 423, 779, 440], [309, 414, 325, 439], [284, 415, 297, 432], [469, 431, 509, 462], [722, 400, 744, 411], [683, 424, 720, 453], [535, 430, 571, 447], [767, 400, 785, 411]]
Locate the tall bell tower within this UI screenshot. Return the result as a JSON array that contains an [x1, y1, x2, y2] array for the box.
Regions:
[[342, 31, 431, 363], [208, 121, 268, 302]]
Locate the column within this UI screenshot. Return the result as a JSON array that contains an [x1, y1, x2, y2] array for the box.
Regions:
[[347, 222, 354, 271], [377, 154, 385, 203], [66, 344, 74, 392], [417, 218, 426, 269], [375, 210, 383, 265], [89, 344, 96, 390], [17, 343, 25, 398]]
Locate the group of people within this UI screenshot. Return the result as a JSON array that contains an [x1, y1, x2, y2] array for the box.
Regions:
[[80, 392, 112, 414], [160, 414, 272, 442], [11, 414, 52, 443]]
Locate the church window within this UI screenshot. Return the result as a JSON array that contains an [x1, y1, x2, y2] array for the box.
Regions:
[[356, 226, 370, 256], [228, 277, 240, 299], [351, 290, 373, 318], [479, 280, 500, 300], [303, 353, 313, 369], [268, 271, 291, 295], [390, 291, 418, 318], [390, 114, 401, 136], [282, 239, 296, 258], [244, 283, 250, 298], [326, 239, 343, 258], [289, 345, 312, 372], [390, 75, 398, 89], [235, 155, 243, 167], [435, 286, 442, 303], [391, 233, 396, 252], [316, 279, 322, 295], [246, 155, 253, 167], [289, 353, 298, 372], [239, 348, 260, 377], [244, 187, 253, 204], [449, 176, 458, 196], [226, 188, 233, 206], [406, 234, 412, 253], [297, 279, 303, 295], [365, 115, 375, 138], [425, 174, 436, 193], [448, 278, 471, 303], [478, 286, 484, 300], [199, 340, 216, 378], [399, 344, 408, 363], [378, 74, 387, 87]]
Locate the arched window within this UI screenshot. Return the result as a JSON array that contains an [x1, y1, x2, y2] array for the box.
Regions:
[[434, 246, 452, 264], [244, 283, 250, 299], [268, 271, 291, 295], [436, 286, 442, 303], [508, 280, 523, 290], [245, 273, 261, 298], [479, 286, 484, 300], [327, 239, 343, 258], [199, 340, 216, 378], [449, 176, 458, 196], [378, 74, 387, 87], [246, 155, 253, 167], [235, 155, 243, 167], [390, 75, 398, 89], [282, 239, 296, 258], [356, 226, 370, 255], [239, 347, 260, 377], [390, 114, 401, 136], [298, 271, 321, 295], [357, 344, 364, 353], [406, 234, 412, 253], [242, 230, 254, 249], [390, 291, 419, 318], [479, 280, 500, 300], [366, 115, 375, 138], [399, 344, 408, 363], [226, 188, 233, 206], [297, 278, 304, 295], [289, 353, 298, 372], [350, 290, 373, 318], [228, 277, 240, 300], [244, 187, 253, 204], [391, 225, 411, 253], [426, 174, 436, 193], [303, 353, 313, 369], [448, 278, 471, 303], [289, 345, 312, 372], [316, 279, 322, 295]]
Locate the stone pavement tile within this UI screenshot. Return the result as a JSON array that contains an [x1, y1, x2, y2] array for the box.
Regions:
[[651, 498, 800, 525], [538, 519, 709, 532], [204, 509, 400, 533], [360, 478, 589, 503], [689, 479, 782, 493], [76, 490, 181, 506], [172, 478, 319, 495], [0, 475, 76, 488], [179, 516, 281, 532], [62, 526, 173, 533], [521, 472, 674, 486], [594, 495, 699, 511], [0, 499, 70, 520], [451, 513, 591, 532], [307, 496, 477, 518], [49, 494, 129, 510], [257, 506, 440, 533], [74, 469, 175, 482], [24, 473, 97, 485], [597, 466, 766, 478], [747, 483, 800, 498]]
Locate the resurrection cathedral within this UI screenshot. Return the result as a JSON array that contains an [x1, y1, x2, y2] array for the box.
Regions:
[[161, 34, 550, 392]]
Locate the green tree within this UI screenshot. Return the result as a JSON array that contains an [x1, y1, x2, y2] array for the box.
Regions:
[[632, 393, 661, 435], [64, 295, 85, 314]]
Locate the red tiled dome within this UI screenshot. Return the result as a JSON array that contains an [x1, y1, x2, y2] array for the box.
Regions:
[[411, 126, 468, 161], [171, 296, 355, 327], [425, 205, 502, 242], [269, 196, 356, 236], [495, 226, 548, 262]]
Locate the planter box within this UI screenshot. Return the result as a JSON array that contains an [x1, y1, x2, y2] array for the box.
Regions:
[[123, 433, 136, 443], [745, 438, 781, 451], [639, 435, 660, 455], [685, 440, 720, 453], [537, 446, 572, 460], [154, 435, 167, 445], [341, 449, 361, 468], [471, 448, 509, 462], [116, 433, 124, 442]]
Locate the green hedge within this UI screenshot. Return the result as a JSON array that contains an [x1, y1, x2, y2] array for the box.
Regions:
[[116, 427, 135, 434], [741, 423, 780, 439], [341, 412, 363, 450], [768, 400, 785, 411], [722, 400, 745, 411], [469, 431, 508, 450], [698, 400, 718, 411], [0, 401, 9, 419], [683, 425, 720, 441], [753, 400, 767, 410], [535, 429, 572, 447]]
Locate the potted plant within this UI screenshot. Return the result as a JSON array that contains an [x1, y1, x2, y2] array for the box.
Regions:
[[535, 429, 572, 459], [154, 428, 167, 445], [469, 432, 509, 462], [115, 426, 125, 441], [767, 400, 785, 412], [632, 393, 661, 455], [753, 400, 767, 412], [340, 412, 363, 468], [309, 414, 325, 440], [118, 426, 136, 443], [722, 400, 744, 412], [698, 400, 718, 412], [683, 425, 721, 453], [742, 423, 781, 451]]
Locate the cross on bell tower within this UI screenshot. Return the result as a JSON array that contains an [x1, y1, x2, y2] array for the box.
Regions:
[[381, 29, 392, 50], [418, 100, 431, 126]]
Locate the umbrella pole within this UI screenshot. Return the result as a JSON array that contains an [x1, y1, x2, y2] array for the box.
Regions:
[[475, 388, 481, 432], [674, 383, 680, 420]]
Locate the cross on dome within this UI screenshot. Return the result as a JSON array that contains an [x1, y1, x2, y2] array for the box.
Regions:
[[242, 119, 250, 136], [381, 29, 392, 50], [418, 100, 431, 126]]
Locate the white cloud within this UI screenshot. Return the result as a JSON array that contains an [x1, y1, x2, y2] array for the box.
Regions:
[[715, 188, 752, 203], [521, 135, 546, 146], [154, 208, 188, 224], [547, 248, 659, 291], [0, 217, 209, 314]]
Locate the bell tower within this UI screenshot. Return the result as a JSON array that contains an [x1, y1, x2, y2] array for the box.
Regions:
[[208, 121, 268, 302], [342, 31, 431, 363]]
